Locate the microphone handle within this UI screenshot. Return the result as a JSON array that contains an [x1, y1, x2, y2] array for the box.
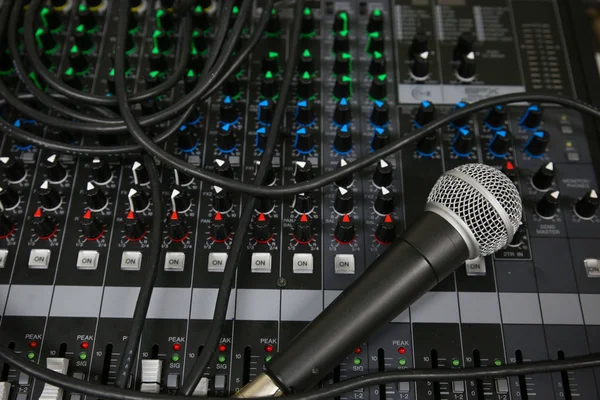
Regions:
[[265, 211, 470, 393]]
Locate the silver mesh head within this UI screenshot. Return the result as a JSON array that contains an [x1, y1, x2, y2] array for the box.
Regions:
[[426, 164, 522, 257]]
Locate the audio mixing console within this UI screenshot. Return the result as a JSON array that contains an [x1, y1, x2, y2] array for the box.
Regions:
[[0, 0, 600, 399]]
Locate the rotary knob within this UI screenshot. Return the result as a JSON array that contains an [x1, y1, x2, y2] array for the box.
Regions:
[[293, 192, 313, 214], [334, 159, 353, 188], [373, 159, 393, 188], [488, 130, 511, 158], [253, 160, 276, 186], [366, 32, 384, 54], [212, 186, 233, 213], [0, 186, 19, 210], [192, 6, 210, 31], [217, 124, 238, 154], [300, 7, 315, 36], [416, 132, 438, 156], [39, 180, 62, 210], [214, 158, 234, 179], [333, 52, 352, 76], [451, 128, 474, 157], [333, 11, 349, 33], [131, 161, 149, 186], [255, 197, 273, 214], [0, 157, 26, 184], [32, 208, 57, 239], [575, 190, 599, 219], [90, 158, 112, 185], [333, 30, 350, 54], [261, 71, 279, 99], [222, 76, 241, 99], [456, 51, 476, 82], [255, 127, 267, 153], [532, 162, 555, 191], [193, 31, 209, 55], [80, 210, 104, 240], [257, 99, 274, 126], [410, 51, 430, 81], [502, 161, 518, 182], [333, 98, 352, 126], [410, 31, 429, 55], [450, 102, 469, 129], [297, 72, 316, 100], [375, 214, 396, 244], [64, 71, 83, 91], [149, 52, 168, 73], [124, 210, 146, 241], [298, 49, 315, 76], [524, 130, 550, 157], [85, 182, 109, 211], [74, 25, 94, 53], [68, 46, 89, 74], [128, 187, 150, 213], [414, 100, 436, 128], [168, 211, 189, 242], [153, 29, 171, 53], [43, 7, 63, 31], [173, 169, 194, 187], [485, 105, 507, 130], [374, 187, 394, 215], [369, 74, 387, 101], [295, 100, 316, 126], [370, 100, 389, 128], [334, 75, 352, 100], [156, 7, 174, 31], [210, 212, 231, 242], [220, 96, 239, 124], [520, 104, 543, 130], [293, 214, 313, 244], [294, 127, 315, 155], [536, 190, 560, 218], [334, 125, 353, 155], [42, 154, 67, 183], [294, 160, 313, 183], [0, 214, 15, 239], [334, 187, 354, 214], [253, 213, 272, 243], [170, 188, 192, 214], [370, 127, 390, 151], [369, 51, 386, 77], [454, 31, 475, 60], [367, 9, 384, 33], [262, 51, 280, 75], [178, 126, 198, 153], [334, 214, 355, 244], [38, 30, 58, 53]]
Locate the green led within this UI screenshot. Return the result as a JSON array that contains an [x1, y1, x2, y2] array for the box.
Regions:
[[302, 49, 311, 58], [218, 355, 226, 363], [27, 352, 35, 360], [265, 355, 273, 363], [398, 358, 407, 366], [302, 71, 311, 80], [452, 359, 460, 367], [494, 359, 502, 367], [374, 9, 382, 17], [353, 357, 361, 365], [265, 70, 274, 79], [172, 354, 180, 362], [271, 8, 277, 15], [79, 352, 87, 361], [65, 67, 74, 76], [194, 5, 203, 13], [232, 6, 240, 14]]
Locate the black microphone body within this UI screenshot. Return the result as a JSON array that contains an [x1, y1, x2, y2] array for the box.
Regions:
[[265, 211, 470, 393]]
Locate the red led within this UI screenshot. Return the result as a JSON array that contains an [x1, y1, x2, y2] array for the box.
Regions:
[[29, 340, 37, 349], [81, 341, 89, 349], [265, 345, 273, 353], [218, 344, 227, 352], [354, 347, 361, 354], [398, 347, 406, 355], [173, 343, 181, 351]]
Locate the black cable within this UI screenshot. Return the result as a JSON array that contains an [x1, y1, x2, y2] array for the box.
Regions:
[[179, 0, 283, 394], [0, 344, 597, 400]]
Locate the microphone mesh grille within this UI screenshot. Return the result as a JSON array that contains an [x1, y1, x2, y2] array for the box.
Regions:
[[427, 164, 522, 257]]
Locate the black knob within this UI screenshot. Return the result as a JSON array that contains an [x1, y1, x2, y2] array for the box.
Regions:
[[293, 193, 313, 214], [510, 223, 527, 246], [149, 52, 168, 73], [212, 186, 233, 213], [410, 50, 430, 80], [456, 51, 476, 82], [369, 51, 386, 77], [575, 190, 599, 219], [485, 105, 507, 130], [374, 187, 395, 215], [524, 130, 550, 157], [74, 26, 94, 53], [68, 46, 89, 74], [127, 11, 140, 32], [168, 212, 189, 242], [210, 212, 231, 242], [219, 96, 239, 125], [253, 161, 276, 186], [416, 132, 438, 156], [257, 99, 274, 125], [91, 158, 112, 185], [85, 182, 108, 211], [261, 70, 278, 100], [295, 100, 316, 126], [63, 70, 83, 90], [262, 51, 280, 75], [454, 31, 475, 60], [520, 104, 543, 130], [39, 181, 62, 210], [452, 128, 474, 156], [334, 214, 355, 244], [80, 210, 104, 240], [333, 98, 352, 127], [265, 8, 281, 36], [145, 70, 165, 89], [0, 214, 15, 238], [294, 127, 315, 155], [370, 127, 390, 151], [414, 100, 436, 128], [370, 100, 389, 128], [255, 127, 267, 153], [43, 7, 63, 31], [532, 162, 555, 191], [536, 190, 560, 218], [255, 196, 274, 214], [293, 213, 313, 244], [177, 126, 198, 153], [300, 7, 315, 37], [335, 159, 353, 188], [333, 30, 350, 54], [41, 154, 67, 183], [375, 214, 396, 244], [32, 208, 57, 239], [38, 30, 58, 52], [222, 76, 241, 99], [502, 161, 518, 181], [170, 188, 192, 213], [192, 32, 209, 57], [298, 48, 315, 76], [366, 31, 384, 54], [334, 75, 352, 100], [173, 169, 194, 187], [294, 160, 313, 183], [488, 130, 511, 157], [333, 52, 352, 76], [192, 6, 211, 32], [128, 187, 150, 212], [51, 0, 69, 9], [373, 159, 393, 188], [124, 210, 146, 241], [77, 7, 97, 31], [156, 8, 174, 32], [297, 72, 316, 100], [334, 126, 353, 155], [0, 186, 19, 210], [367, 9, 384, 33], [450, 102, 469, 129], [410, 31, 429, 55], [253, 213, 272, 242], [153, 29, 171, 53], [214, 159, 234, 179], [333, 10, 349, 33], [369, 74, 387, 101], [131, 161, 149, 186]]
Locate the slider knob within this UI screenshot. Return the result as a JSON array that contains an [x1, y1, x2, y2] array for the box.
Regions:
[[536, 190, 560, 219], [575, 190, 599, 219]]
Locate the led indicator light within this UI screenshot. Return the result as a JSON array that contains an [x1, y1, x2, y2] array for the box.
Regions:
[[172, 354, 180, 362], [353, 357, 361, 365], [27, 352, 35, 360], [218, 355, 226, 363], [494, 359, 502, 367], [452, 359, 460, 367], [265, 345, 273, 353], [79, 352, 87, 360], [218, 344, 227, 352], [398, 347, 406, 355], [354, 347, 361, 354], [173, 343, 181, 351], [29, 341, 37, 349], [81, 341, 89, 349], [265, 355, 272, 363], [398, 358, 407, 366]]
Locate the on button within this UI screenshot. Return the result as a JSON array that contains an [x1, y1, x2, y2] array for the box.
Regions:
[[121, 251, 142, 271]]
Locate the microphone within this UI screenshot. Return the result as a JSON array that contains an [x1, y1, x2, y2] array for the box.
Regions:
[[233, 164, 522, 398]]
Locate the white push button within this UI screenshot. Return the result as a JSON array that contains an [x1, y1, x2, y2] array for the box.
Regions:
[[121, 251, 142, 271], [164, 252, 185, 272], [76, 250, 99, 270], [293, 253, 313, 274], [208, 252, 228, 272], [465, 257, 486, 276], [0, 249, 8, 268], [29, 249, 51, 269], [334, 254, 355, 274], [452, 380, 465, 393], [398, 381, 410, 393], [251, 252, 272, 273], [584, 258, 600, 278], [495, 378, 509, 394]]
